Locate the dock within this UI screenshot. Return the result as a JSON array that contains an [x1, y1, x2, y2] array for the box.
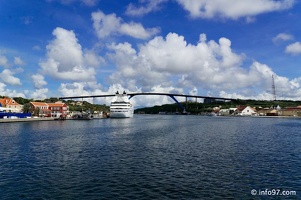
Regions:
[[0, 117, 56, 123]]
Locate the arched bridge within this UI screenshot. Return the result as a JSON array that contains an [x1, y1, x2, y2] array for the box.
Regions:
[[59, 92, 237, 112]]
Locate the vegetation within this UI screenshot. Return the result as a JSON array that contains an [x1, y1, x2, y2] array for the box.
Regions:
[[2, 95, 301, 115], [65, 100, 109, 113], [135, 99, 301, 114]]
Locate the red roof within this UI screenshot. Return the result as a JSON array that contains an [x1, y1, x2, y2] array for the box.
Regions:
[[236, 105, 247, 112], [0, 97, 21, 107]]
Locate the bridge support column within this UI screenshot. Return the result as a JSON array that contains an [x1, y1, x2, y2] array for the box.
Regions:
[[169, 95, 186, 113]]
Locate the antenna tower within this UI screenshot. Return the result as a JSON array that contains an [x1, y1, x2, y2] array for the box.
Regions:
[[272, 75, 276, 101]]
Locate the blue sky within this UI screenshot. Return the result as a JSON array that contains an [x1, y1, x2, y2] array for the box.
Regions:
[[1, 0, 301, 106]]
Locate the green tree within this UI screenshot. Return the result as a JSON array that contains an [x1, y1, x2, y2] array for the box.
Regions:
[[33, 107, 40, 116], [22, 103, 31, 113]]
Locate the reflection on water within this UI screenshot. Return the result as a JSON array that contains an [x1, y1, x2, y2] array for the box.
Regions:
[[0, 115, 300, 199]]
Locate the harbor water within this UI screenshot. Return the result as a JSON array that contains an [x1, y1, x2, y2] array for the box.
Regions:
[[0, 115, 300, 199]]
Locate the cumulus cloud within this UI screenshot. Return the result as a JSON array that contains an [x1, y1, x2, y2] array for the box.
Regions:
[[30, 88, 49, 100], [32, 74, 47, 88], [39, 27, 97, 81], [92, 10, 160, 39], [285, 42, 301, 55], [104, 32, 301, 102], [84, 50, 105, 67], [107, 33, 249, 92], [58, 81, 108, 104], [176, 0, 295, 20], [135, 33, 251, 91], [107, 42, 169, 91], [130, 85, 186, 107], [0, 69, 21, 85], [58, 82, 102, 97], [125, 0, 168, 16]]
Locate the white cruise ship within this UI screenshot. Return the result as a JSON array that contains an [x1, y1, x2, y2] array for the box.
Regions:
[[109, 91, 134, 118]]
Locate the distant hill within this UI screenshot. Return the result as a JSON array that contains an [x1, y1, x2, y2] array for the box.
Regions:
[[135, 99, 301, 114]]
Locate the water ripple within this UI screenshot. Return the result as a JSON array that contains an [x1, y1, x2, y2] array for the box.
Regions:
[[0, 116, 300, 199]]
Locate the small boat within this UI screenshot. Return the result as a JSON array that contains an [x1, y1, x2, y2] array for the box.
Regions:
[[0, 112, 31, 119], [72, 113, 93, 120]]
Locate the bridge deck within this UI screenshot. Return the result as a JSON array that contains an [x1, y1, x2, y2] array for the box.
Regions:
[[59, 92, 236, 101]]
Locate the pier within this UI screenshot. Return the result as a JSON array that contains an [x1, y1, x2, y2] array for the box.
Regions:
[[0, 117, 56, 123]]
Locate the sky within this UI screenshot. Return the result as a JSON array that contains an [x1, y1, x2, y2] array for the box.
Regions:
[[1, 0, 301, 107]]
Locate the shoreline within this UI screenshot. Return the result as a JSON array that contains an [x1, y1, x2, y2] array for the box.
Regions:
[[0, 116, 107, 123], [0, 117, 56, 123], [0, 114, 299, 123]]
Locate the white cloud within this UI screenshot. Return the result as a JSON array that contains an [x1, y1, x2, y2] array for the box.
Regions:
[[125, 0, 168, 16], [30, 88, 49, 100], [84, 50, 105, 67], [120, 22, 160, 40], [138, 33, 247, 90], [0, 69, 21, 85], [57, 81, 184, 108], [107, 33, 249, 92], [14, 57, 25, 66], [285, 42, 301, 55], [32, 74, 47, 88], [105, 32, 301, 102], [39, 27, 97, 81], [58, 82, 102, 97], [47, 0, 97, 6], [0, 82, 25, 98], [46, 27, 83, 72], [130, 85, 185, 107], [107, 42, 169, 91], [273, 33, 294, 43], [92, 11, 121, 39], [189, 87, 198, 96], [92, 10, 160, 39], [176, 0, 295, 20], [58, 81, 107, 104], [219, 91, 273, 100], [0, 55, 9, 67]]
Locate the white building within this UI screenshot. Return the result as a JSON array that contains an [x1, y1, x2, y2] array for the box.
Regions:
[[239, 106, 257, 116]]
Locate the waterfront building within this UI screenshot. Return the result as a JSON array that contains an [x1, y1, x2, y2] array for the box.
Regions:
[[48, 102, 69, 118], [0, 97, 23, 112], [235, 105, 257, 116], [30, 101, 68, 117], [218, 109, 230, 116], [281, 106, 301, 117]]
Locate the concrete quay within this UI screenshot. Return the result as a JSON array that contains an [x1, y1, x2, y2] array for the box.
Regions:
[[0, 117, 56, 123]]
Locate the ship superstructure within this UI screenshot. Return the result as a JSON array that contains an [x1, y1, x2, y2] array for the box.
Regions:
[[109, 91, 134, 118]]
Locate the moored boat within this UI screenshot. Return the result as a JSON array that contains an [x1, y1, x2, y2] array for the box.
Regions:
[[109, 91, 134, 118]]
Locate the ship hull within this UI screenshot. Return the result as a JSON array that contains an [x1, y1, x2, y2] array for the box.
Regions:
[[109, 109, 134, 118]]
